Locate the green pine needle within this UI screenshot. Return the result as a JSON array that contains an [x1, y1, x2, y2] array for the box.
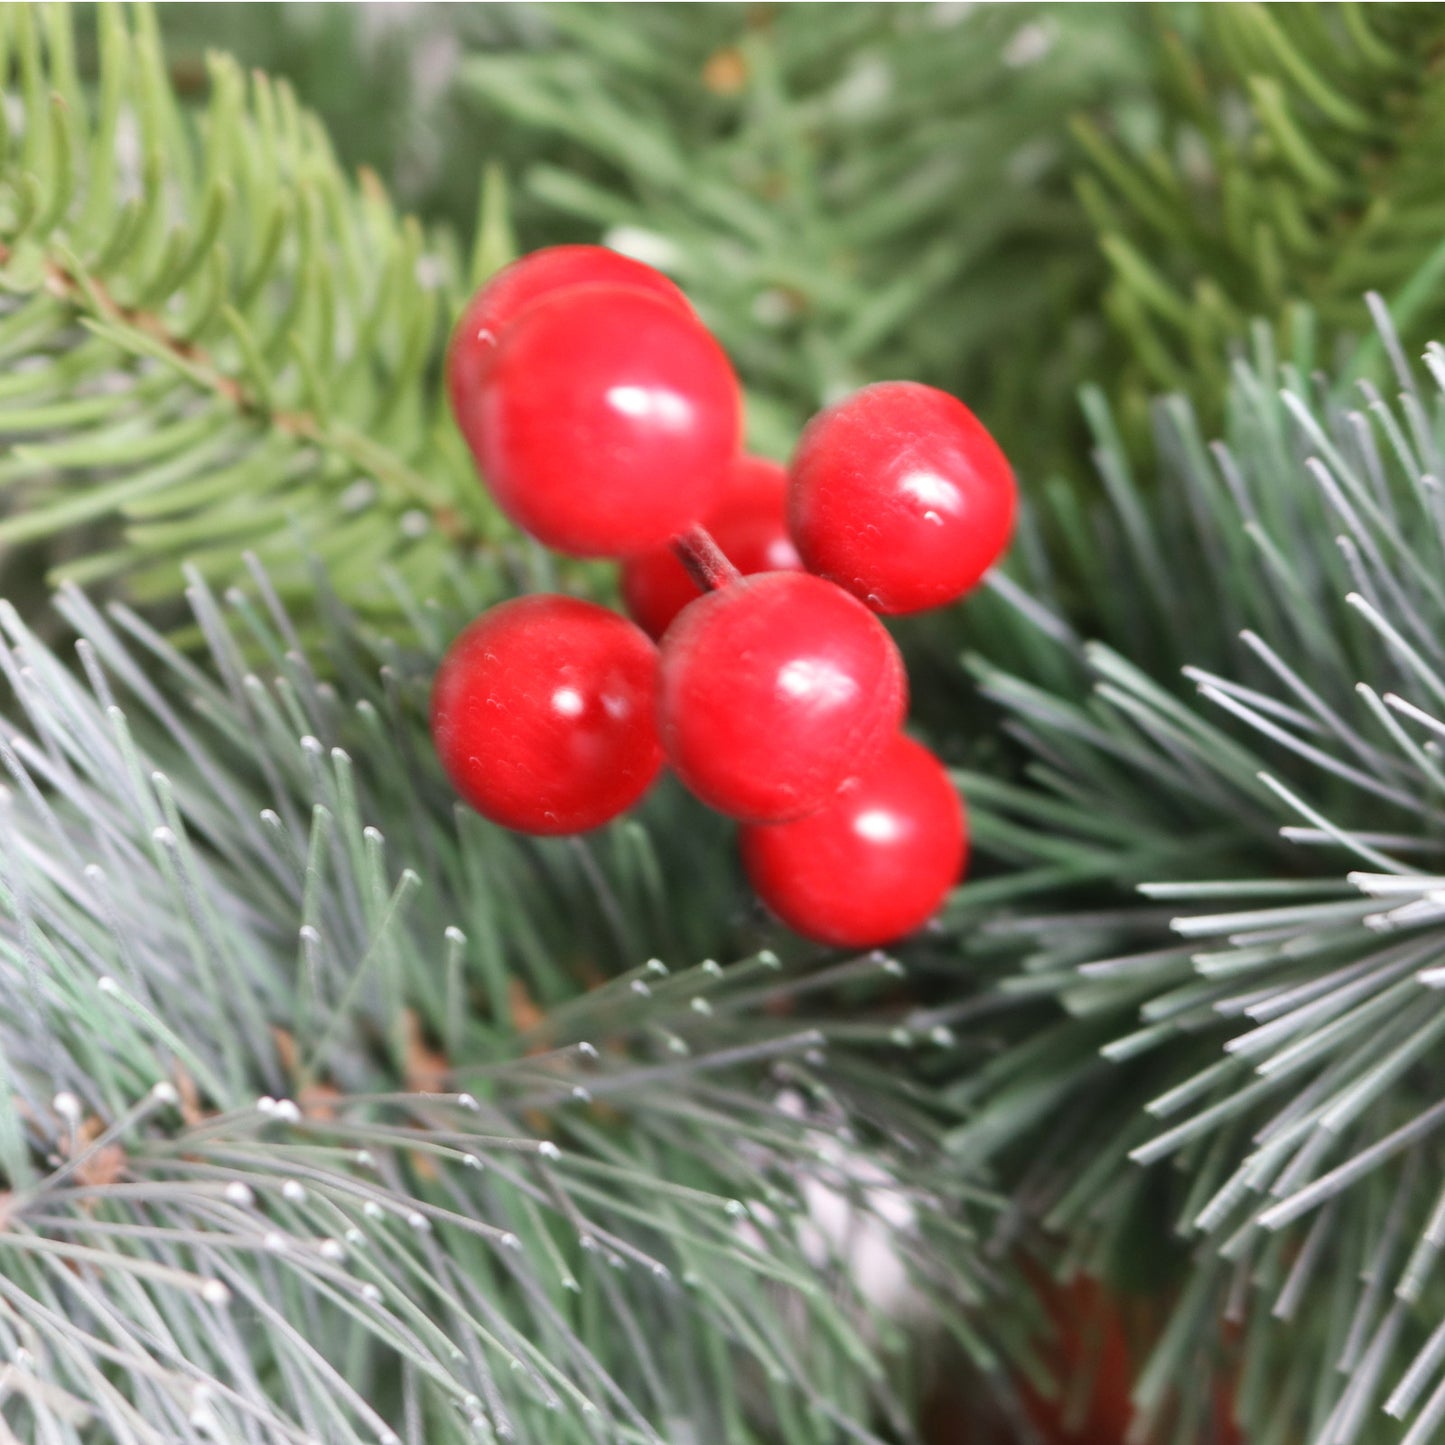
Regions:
[[0, 549, 1004, 1442], [0, 4, 517, 639], [950, 307, 1445, 1445]]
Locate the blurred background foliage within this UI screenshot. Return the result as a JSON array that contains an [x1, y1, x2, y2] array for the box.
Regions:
[[24, 0, 1440, 762], [141, 3, 1445, 487], [145, 1, 1154, 480]]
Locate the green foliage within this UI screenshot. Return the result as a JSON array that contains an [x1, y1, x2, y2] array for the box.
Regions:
[[166, 2, 1155, 476], [456, 3, 1153, 474], [145, 4, 538, 238], [0, 550, 1002, 1443], [15, 6, 1445, 1442], [948, 314, 1445, 1444], [23, 3, 1440, 644], [172, 2, 1445, 492], [0, 3, 1155, 640], [0, 5, 511, 637], [1079, 3, 1445, 435]]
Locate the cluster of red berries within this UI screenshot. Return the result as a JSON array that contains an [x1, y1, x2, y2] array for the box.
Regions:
[[433, 246, 1016, 948]]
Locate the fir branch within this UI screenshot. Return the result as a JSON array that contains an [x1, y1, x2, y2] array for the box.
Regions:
[[1078, 3, 1445, 438], [0, 548, 999, 1442], [0, 4, 511, 636], [950, 310, 1445, 1445], [457, 2, 1154, 477], [0, 238, 456, 529]]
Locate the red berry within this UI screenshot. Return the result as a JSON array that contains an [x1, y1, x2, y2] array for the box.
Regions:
[[740, 734, 965, 947], [475, 285, 742, 557], [447, 246, 693, 452], [621, 455, 803, 639], [431, 596, 663, 835], [659, 572, 906, 822], [788, 381, 1016, 615], [1021, 1276, 1135, 1445]]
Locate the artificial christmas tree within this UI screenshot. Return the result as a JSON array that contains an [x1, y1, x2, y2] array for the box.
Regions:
[[5, 5, 1445, 1444]]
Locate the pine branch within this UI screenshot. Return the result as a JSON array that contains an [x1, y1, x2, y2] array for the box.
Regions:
[[0, 4, 515, 638], [1078, 3, 1445, 438], [0, 543, 1009, 1442], [458, 3, 1155, 478], [948, 309, 1445, 1444]]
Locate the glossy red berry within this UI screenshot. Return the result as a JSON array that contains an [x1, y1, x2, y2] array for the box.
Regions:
[[788, 380, 1016, 615], [740, 734, 965, 947], [431, 596, 663, 835], [1021, 1276, 1136, 1445], [447, 246, 693, 453], [475, 285, 742, 557], [621, 455, 803, 639], [659, 571, 906, 822]]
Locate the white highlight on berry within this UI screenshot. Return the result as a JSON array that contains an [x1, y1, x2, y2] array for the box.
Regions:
[[777, 658, 859, 708], [605, 385, 692, 430], [854, 808, 904, 845], [898, 469, 958, 514], [551, 686, 585, 719]]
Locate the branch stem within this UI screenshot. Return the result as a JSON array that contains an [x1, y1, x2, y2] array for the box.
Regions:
[[671, 526, 742, 592]]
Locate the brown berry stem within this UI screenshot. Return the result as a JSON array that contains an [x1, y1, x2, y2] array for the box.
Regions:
[[672, 525, 742, 592]]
